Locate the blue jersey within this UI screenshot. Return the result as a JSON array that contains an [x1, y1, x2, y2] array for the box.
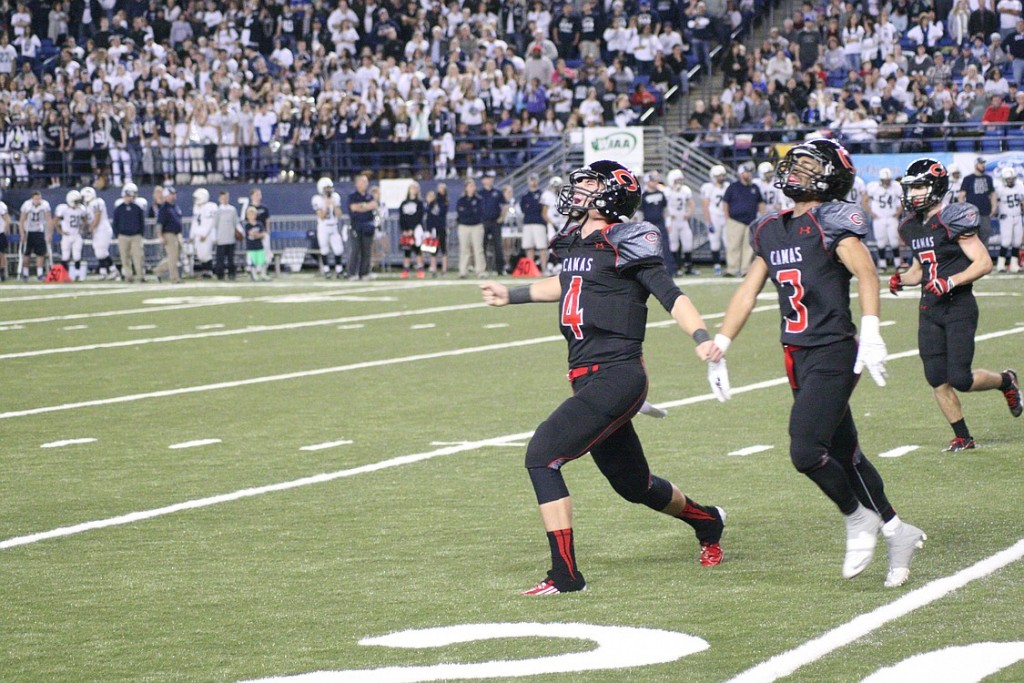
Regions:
[[520, 188, 545, 224]]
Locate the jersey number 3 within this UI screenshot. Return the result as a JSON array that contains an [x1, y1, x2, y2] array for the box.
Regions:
[[777, 268, 808, 334], [561, 275, 585, 339]]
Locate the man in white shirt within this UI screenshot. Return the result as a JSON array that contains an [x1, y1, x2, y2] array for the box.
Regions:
[[312, 177, 345, 278], [994, 165, 1024, 271], [53, 190, 88, 280], [0, 34, 18, 77], [665, 169, 698, 274]]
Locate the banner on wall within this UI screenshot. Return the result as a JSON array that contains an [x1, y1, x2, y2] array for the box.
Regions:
[[583, 127, 645, 175]]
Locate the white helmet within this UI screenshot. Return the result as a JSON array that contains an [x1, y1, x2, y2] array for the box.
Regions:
[[548, 175, 562, 188], [66, 189, 82, 207], [81, 186, 96, 204], [193, 188, 210, 205], [666, 168, 684, 186], [1001, 165, 1017, 181], [709, 165, 727, 181], [316, 177, 334, 193], [757, 162, 774, 179], [122, 182, 138, 197], [878, 168, 893, 182]]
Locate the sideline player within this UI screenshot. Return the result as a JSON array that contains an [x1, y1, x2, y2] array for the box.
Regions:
[[711, 139, 926, 588], [481, 160, 727, 595], [754, 161, 793, 216], [82, 187, 117, 279], [0, 196, 9, 281], [701, 165, 728, 275], [313, 176, 345, 278], [993, 165, 1024, 273], [863, 168, 903, 271], [190, 187, 217, 277], [665, 168, 698, 274], [53, 189, 87, 280], [890, 158, 1021, 451], [18, 190, 52, 281]]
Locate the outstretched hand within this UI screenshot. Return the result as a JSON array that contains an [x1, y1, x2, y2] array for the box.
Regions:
[[480, 281, 510, 306]]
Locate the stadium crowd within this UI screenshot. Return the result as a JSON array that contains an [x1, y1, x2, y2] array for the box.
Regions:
[[684, 0, 1024, 162], [0, 0, 741, 189]]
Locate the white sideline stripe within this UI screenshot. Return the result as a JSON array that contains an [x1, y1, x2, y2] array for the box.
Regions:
[[195, 324, 225, 330], [0, 324, 25, 331], [410, 323, 436, 330], [878, 445, 920, 459], [128, 324, 157, 330], [4, 314, 1022, 423], [168, 439, 222, 450], [0, 303, 487, 360], [299, 440, 354, 451], [484, 323, 510, 329], [41, 438, 97, 448], [724, 538, 1024, 683], [62, 325, 88, 330], [0, 433, 533, 550], [728, 445, 773, 456]]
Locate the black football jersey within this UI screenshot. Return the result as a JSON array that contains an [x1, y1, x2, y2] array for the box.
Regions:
[[749, 202, 869, 347], [550, 221, 682, 368], [898, 203, 979, 307]]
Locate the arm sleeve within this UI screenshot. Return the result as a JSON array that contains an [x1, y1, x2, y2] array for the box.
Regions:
[[632, 261, 684, 312]]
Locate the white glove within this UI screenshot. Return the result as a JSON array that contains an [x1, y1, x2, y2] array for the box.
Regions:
[[707, 358, 731, 402], [853, 315, 888, 387]]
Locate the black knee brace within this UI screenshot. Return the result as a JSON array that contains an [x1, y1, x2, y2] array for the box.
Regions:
[[949, 370, 974, 393]]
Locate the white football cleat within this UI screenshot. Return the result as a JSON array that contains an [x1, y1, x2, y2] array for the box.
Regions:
[[883, 520, 926, 588], [842, 504, 882, 579]]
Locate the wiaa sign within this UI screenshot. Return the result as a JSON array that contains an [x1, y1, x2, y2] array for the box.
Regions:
[[584, 127, 645, 175]]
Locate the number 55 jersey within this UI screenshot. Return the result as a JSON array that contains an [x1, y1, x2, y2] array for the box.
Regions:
[[749, 202, 869, 347]]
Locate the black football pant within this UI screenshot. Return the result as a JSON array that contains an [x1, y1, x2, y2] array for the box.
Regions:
[[785, 339, 895, 519], [918, 294, 978, 392]]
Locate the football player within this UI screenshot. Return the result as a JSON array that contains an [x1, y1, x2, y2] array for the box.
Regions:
[[664, 168, 698, 274], [190, 188, 217, 277], [701, 165, 728, 275], [993, 165, 1024, 273], [754, 161, 793, 217], [890, 158, 1021, 451], [713, 139, 926, 588], [313, 177, 345, 278], [82, 187, 117, 280], [18, 190, 52, 281], [0, 197, 9, 281], [53, 189, 88, 281], [844, 171, 866, 206], [864, 168, 904, 271], [480, 160, 727, 595]]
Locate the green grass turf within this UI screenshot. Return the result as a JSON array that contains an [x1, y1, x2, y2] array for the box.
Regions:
[[1, 275, 1022, 682]]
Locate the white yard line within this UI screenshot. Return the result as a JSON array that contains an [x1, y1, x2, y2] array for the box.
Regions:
[[728, 445, 774, 456], [299, 440, 354, 451], [0, 303, 488, 360], [723, 538, 1024, 683], [40, 438, 97, 448], [0, 433, 533, 550], [878, 446, 920, 459], [168, 439, 222, 450]]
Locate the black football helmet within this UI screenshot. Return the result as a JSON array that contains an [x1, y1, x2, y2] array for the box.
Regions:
[[774, 138, 856, 202], [900, 158, 949, 213], [557, 160, 642, 221]]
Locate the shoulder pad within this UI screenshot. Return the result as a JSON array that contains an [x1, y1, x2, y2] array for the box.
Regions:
[[813, 201, 869, 245], [939, 203, 980, 237], [604, 221, 663, 268]]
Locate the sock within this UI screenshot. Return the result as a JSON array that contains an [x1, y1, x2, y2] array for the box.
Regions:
[[951, 418, 971, 440], [677, 499, 722, 543], [711, 250, 721, 265], [683, 251, 693, 269], [804, 455, 860, 515], [546, 528, 581, 584], [1000, 372, 1014, 391]]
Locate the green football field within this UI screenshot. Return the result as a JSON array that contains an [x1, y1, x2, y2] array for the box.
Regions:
[[1, 273, 1022, 683]]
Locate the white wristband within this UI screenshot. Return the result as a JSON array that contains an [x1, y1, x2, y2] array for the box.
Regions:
[[714, 333, 732, 355], [860, 315, 880, 338]]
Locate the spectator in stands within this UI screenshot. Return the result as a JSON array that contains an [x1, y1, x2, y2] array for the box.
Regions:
[[985, 67, 1012, 97], [950, 1, 973, 45], [907, 12, 945, 48], [970, 2, 1000, 41], [982, 93, 1012, 128], [997, 0, 1022, 39], [1008, 20, 1024, 84]]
